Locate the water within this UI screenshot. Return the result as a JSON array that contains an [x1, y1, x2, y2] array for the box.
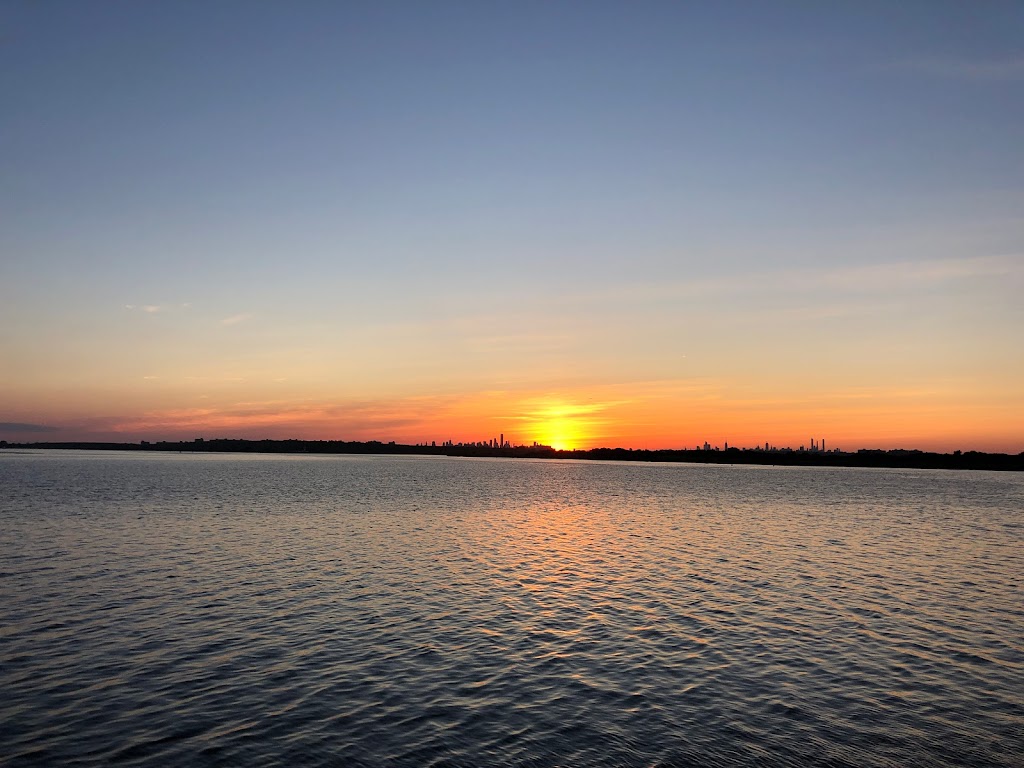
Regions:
[[2, 450, 1022, 767]]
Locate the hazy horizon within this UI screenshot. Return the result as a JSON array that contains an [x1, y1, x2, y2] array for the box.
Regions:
[[2, 429, 1021, 458]]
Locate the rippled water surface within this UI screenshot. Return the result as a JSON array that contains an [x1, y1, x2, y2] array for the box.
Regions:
[[2, 451, 1023, 767]]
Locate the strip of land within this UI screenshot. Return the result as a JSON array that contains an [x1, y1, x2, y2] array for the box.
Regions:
[[2, 439, 1022, 471]]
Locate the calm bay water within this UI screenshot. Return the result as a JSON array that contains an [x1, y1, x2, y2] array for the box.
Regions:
[[1, 450, 1022, 767]]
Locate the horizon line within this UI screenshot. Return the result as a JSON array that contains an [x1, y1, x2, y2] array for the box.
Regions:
[[3, 436, 1022, 458]]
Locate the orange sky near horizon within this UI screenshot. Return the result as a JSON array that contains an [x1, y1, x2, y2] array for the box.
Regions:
[[5, 371, 1021, 454], [4, 256, 1019, 456], [4, 253, 1021, 454]]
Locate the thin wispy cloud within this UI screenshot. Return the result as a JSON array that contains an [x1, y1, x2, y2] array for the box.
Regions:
[[0, 421, 58, 433], [181, 375, 249, 383], [800, 254, 1023, 292], [508, 401, 626, 422], [222, 313, 253, 326], [574, 254, 1022, 308], [894, 55, 1024, 81], [124, 302, 191, 314], [104, 397, 436, 436]]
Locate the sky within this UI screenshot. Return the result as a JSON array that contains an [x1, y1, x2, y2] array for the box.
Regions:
[[1, 1, 1022, 452]]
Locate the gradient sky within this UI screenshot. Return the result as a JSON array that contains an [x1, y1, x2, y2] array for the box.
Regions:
[[2, 1, 1022, 452]]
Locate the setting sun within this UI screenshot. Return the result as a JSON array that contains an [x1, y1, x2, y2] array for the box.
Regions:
[[536, 427, 577, 452], [520, 399, 607, 451]]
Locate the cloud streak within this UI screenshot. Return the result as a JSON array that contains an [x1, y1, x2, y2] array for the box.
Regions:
[[895, 55, 1024, 81], [564, 254, 1023, 310], [0, 421, 58, 433], [124, 303, 191, 314]]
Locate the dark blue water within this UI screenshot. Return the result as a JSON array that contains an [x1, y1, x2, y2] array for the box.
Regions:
[[2, 451, 1022, 766]]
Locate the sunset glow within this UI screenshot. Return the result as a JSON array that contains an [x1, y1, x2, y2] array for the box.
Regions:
[[2, 4, 1022, 454], [514, 400, 609, 451]]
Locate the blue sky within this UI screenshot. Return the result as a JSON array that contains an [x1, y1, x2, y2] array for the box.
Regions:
[[1, 2, 1022, 450]]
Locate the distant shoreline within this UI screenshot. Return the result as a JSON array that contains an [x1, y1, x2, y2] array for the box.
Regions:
[[3, 439, 1022, 472]]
